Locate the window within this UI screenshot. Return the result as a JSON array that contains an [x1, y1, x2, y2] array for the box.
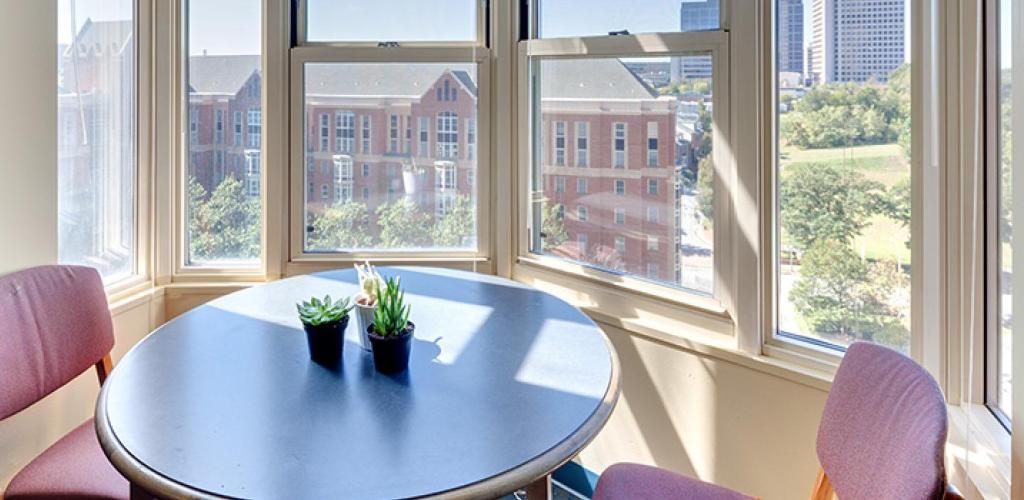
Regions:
[[215, 110, 224, 144], [361, 115, 372, 153], [233, 111, 242, 145], [389, 115, 400, 153], [189, 109, 198, 143], [577, 177, 588, 194], [321, 184, 329, 200], [774, 0, 911, 353], [335, 111, 355, 153], [555, 176, 565, 193], [614, 208, 625, 225], [647, 122, 658, 167], [57, 0, 136, 282], [576, 122, 589, 167], [554, 121, 566, 166], [648, 178, 658, 195], [647, 235, 659, 251], [418, 116, 430, 157], [613, 123, 627, 168], [986, 0, 1013, 420], [300, 63, 479, 252], [185, 0, 262, 266], [537, 0, 718, 38], [577, 206, 589, 222], [646, 206, 659, 224], [467, 119, 477, 161], [437, 111, 459, 160], [305, 0, 478, 43], [320, 113, 330, 151], [614, 179, 625, 195], [615, 236, 626, 255]]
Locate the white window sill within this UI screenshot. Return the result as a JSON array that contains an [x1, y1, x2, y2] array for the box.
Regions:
[[946, 404, 1012, 499]]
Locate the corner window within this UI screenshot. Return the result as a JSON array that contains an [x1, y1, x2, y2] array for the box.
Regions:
[[184, 0, 262, 266], [773, 0, 911, 353], [58, 0, 136, 282]]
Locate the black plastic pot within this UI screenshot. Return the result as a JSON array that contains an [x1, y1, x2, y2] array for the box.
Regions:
[[303, 315, 349, 366], [367, 322, 415, 374]]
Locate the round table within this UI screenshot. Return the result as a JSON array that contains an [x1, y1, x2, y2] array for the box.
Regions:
[[96, 267, 619, 499]]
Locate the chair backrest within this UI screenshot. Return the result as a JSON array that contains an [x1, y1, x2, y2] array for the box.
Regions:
[[0, 265, 114, 420], [816, 342, 948, 500]]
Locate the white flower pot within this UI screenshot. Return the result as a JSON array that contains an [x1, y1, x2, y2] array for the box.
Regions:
[[353, 300, 377, 351], [402, 170, 419, 195]]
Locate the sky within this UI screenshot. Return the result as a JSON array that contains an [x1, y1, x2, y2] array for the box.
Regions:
[[57, 0, 1011, 68]]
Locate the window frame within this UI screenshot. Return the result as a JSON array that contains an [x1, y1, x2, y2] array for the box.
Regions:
[[516, 24, 733, 315]]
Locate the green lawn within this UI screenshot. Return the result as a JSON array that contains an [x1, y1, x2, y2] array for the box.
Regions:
[[780, 142, 909, 188], [781, 142, 911, 263]]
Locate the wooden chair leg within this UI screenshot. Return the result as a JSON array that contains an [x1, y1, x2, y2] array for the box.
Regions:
[[809, 468, 835, 500], [523, 474, 551, 500], [95, 353, 113, 385]]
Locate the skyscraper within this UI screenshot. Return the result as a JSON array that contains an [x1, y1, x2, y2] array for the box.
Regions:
[[778, 0, 804, 76], [670, 0, 719, 81], [808, 0, 905, 83]]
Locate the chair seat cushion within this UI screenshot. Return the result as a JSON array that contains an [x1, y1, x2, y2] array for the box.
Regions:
[[594, 463, 753, 500], [5, 419, 129, 500]]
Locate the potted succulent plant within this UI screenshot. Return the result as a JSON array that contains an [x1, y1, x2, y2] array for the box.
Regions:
[[296, 295, 353, 365], [353, 262, 384, 350], [367, 276, 415, 373]]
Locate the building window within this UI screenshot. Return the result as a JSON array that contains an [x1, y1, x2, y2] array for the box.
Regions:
[[215, 109, 224, 144], [320, 113, 330, 151], [554, 121, 566, 166], [647, 235, 659, 251], [646, 122, 658, 167], [577, 205, 589, 222], [646, 206, 658, 224], [577, 233, 589, 256], [646, 263, 659, 279], [615, 179, 625, 195], [336, 111, 355, 153], [555, 176, 565, 193], [437, 111, 459, 160], [58, 0, 136, 282], [362, 163, 370, 177], [189, 109, 198, 143], [321, 184, 329, 200], [361, 115, 372, 153], [648, 178, 658, 195], [185, 0, 262, 266], [576, 122, 589, 167], [333, 155, 354, 203], [467, 118, 477, 161], [418, 116, 430, 157], [613, 122, 626, 168], [247, 108, 261, 148], [577, 177, 588, 194], [615, 236, 626, 254], [405, 116, 413, 153], [614, 208, 625, 225], [233, 111, 242, 145], [389, 114, 400, 153]]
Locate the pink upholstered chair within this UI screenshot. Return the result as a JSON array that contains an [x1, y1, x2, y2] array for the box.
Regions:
[[594, 342, 964, 500], [1, 265, 129, 499]]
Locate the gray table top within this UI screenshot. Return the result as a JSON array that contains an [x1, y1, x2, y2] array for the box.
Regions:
[[96, 267, 619, 499]]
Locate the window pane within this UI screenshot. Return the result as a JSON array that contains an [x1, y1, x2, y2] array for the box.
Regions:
[[530, 56, 714, 295], [303, 63, 478, 252], [306, 0, 477, 43], [58, 0, 135, 282], [996, 0, 1013, 418], [776, 0, 911, 353], [538, 0, 719, 38], [185, 0, 262, 266]]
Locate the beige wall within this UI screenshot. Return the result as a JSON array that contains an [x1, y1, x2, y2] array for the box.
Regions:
[[0, 0, 164, 488], [579, 323, 828, 500]]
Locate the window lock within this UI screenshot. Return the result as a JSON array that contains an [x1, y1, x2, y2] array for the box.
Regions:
[[608, 30, 630, 36], [378, 41, 401, 48]]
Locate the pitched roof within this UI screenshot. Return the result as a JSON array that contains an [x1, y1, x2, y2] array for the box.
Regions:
[[304, 64, 476, 98], [188, 55, 260, 95], [540, 59, 658, 100], [64, 19, 132, 57]]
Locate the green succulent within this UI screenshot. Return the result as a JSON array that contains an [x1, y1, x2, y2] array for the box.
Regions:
[[296, 295, 353, 326], [371, 276, 411, 337]]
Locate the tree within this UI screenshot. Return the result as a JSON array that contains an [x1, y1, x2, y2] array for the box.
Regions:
[[540, 199, 568, 250], [307, 201, 374, 250], [432, 195, 475, 248], [376, 197, 434, 249], [188, 176, 260, 261], [790, 240, 906, 346], [697, 156, 714, 221], [779, 163, 883, 251]]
